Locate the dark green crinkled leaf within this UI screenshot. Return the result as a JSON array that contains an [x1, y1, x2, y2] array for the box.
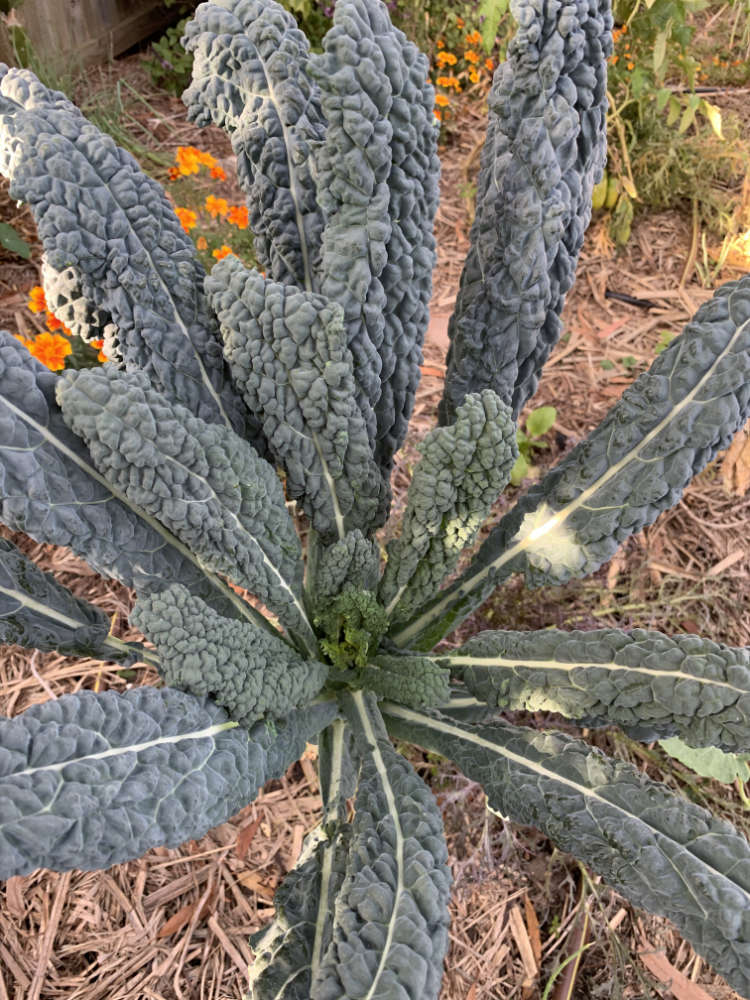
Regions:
[[249, 720, 353, 1000], [383, 704, 750, 997], [0, 536, 138, 663], [0, 65, 262, 447], [306, 0, 390, 459], [379, 389, 516, 624], [132, 584, 328, 727], [365, 9, 439, 477], [439, 0, 612, 424], [362, 653, 450, 709], [56, 365, 314, 649], [312, 692, 451, 1000], [394, 274, 750, 649], [207, 259, 384, 541], [439, 627, 750, 751], [0, 686, 336, 879], [308, 529, 380, 609], [0, 332, 250, 623], [182, 0, 326, 290], [249, 821, 352, 1000]]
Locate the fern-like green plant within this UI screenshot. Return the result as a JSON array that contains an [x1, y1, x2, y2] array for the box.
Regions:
[[1, 0, 749, 995]]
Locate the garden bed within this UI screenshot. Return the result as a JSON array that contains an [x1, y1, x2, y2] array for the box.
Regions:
[[0, 45, 748, 1000]]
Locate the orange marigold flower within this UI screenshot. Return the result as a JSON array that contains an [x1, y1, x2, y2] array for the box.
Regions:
[[435, 93, 450, 108], [436, 38, 445, 48], [485, 57, 494, 71], [436, 75, 452, 87], [27, 286, 47, 314], [456, 16, 465, 28], [434, 108, 442, 121], [436, 51, 457, 66], [469, 68, 479, 84], [205, 194, 229, 218], [174, 207, 198, 232], [627, 60, 634, 70], [27, 332, 72, 371], [90, 338, 108, 362], [167, 166, 180, 181], [197, 150, 216, 168], [175, 146, 202, 176], [227, 204, 249, 229], [45, 312, 72, 336], [196, 236, 208, 251], [212, 244, 233, 261], [464, 49, 479, 64], [210, 164, 227, 180]]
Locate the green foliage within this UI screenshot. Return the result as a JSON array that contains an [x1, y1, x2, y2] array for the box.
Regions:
[[0, 220, 30, 258], [0, 1, 750, 997], [132, 584, 329, 727], [603, 0, 749, 241], [510, 404, 556, 485], [316, 588, 389, 669], [379, 389, 517, 623], [144, 17, 194, 95], [660, 737, 750, 784]]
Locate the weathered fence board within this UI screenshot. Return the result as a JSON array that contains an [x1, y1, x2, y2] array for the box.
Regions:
[[1, 0, 177, 69]]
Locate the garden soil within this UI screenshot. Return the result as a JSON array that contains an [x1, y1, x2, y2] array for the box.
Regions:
[[0, 55, 748, 1000]]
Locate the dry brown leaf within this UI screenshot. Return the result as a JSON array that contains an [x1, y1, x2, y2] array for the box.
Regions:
[[236, 871, 276, 901], [722, 428, 750, 496], [523, 893, 542, 967], [236, 816, 263, 860], [156, 888, 217, 939], [509, 902, 539, 993], [639, 947, 714, 1000]]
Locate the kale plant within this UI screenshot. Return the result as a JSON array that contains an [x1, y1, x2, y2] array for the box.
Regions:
[[1, 0, 749, 995]]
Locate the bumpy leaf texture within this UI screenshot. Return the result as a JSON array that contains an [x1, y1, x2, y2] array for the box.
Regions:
[[250, 822, 352, 1000], [312, 692, 451, 1000], [439, 627, 750, 751], [379, 389, 517, 623], [394, 273, 750, 649], [182, 0, 326, 290], [439, 0, 612, 424], [308, 529, 380, 607], [0, 686, 337, 879], [0, 66, 262, 446], [132, 584, 328, 728], [0, 332, 247, 621], [384, 705, 750, 996], [56, 365, 315, 649], [0, 536, 136, 663], [363, 653, 450, 709], [250, 721, 354, 1000], [308, 0, 439, 489], [207, 258, 384, 540]]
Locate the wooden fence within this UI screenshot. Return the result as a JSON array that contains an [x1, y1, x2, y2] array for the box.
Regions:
[[0, 0, 177, 70]]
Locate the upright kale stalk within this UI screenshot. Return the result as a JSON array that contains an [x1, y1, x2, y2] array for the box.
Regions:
[[0, 0, 749, 996]]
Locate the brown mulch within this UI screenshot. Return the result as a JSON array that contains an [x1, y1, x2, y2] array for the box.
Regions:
[[0, 49, 749, 1000]]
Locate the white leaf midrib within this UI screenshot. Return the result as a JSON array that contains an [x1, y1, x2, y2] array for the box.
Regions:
[[442, 655, 748, 696], [0, 390, 270, 633], [352, 692, 406, 1000], [5, 720, 237, 780], [394, 315, 750, 646], [384, 704, 750, 901]]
